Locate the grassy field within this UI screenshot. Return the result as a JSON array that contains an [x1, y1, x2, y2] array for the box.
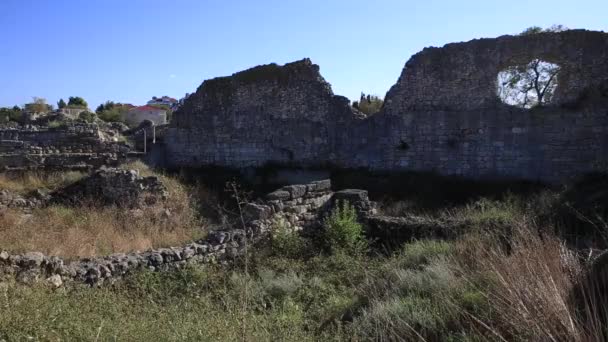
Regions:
[[0, 162, 203, 258], [1, 168, 607, 340]]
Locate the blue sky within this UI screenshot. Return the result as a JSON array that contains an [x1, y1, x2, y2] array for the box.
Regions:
[[1, 0, 606, 109]]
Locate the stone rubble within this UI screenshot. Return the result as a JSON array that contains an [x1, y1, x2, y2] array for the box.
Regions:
[[50, 167, 168, 208]]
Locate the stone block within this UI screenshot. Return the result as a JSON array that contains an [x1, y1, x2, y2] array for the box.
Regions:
[[266, 190, 290, 201], [243, 202, 273, 221], [282, 185, 307, 199]]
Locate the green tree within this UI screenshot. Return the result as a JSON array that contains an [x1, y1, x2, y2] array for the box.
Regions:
[[97, 101, 129, 123], [78, 111, 97, 123], [353, 92, 383, 115], [57, 98, 67, 109], [68, 96, 88, 108], [498, 59, 560, 108], [520, 25, 568, 35], [0, 106, 23, 123]]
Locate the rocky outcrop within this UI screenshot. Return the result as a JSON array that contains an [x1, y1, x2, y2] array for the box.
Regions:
[[165, 30, 608, 183], [50, 168, 168, 208], [0, 189, 47, 211]]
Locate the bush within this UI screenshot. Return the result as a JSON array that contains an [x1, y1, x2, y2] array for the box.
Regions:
[[270, 217, 308, 258], [47, 120, 68, 129], [323, 201, 366, 253], [78, 111, 97, 123], [396, 240, 454, 269]]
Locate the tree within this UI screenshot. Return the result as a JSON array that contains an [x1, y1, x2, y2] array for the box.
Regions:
[[520, 24, 568, 35], [96, 103, 105, 113], [353, 92, 383, 115], [97, 101, 129, 123], [25, 97, 51, 113], [78, 111, 97, 123], [68, 96, 88, 108], [520, 26, 543, 35], [57, 98, 67, 109], [498, 59, 560, 108], [0, 106, 23, 123]]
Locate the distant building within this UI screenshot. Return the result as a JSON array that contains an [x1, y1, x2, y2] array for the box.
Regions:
[[125, 106, 167, 126], [147, 96, 178, 110]]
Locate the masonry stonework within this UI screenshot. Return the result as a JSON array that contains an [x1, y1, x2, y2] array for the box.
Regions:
[[0, 124, 131, 170], [165, 30, 608, 183]]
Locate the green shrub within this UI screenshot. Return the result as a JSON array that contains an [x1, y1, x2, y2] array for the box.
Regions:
[[396, 240, 454, 269], [78, 111, 97, 123], [323, 200, 366, 253], [270, 217, 308, 258], [353, 295, 453, 340], [47, 120, 68, 129]]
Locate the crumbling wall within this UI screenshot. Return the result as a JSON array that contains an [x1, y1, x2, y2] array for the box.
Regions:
[[166, 59, 362, 168], [0, 124, 131, 170], [0, 180, 344, 286], [165, 30, 608, 183], [383, 29, 608, 112]]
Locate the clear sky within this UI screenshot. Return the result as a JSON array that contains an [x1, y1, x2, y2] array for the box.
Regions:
[[1, 0, 606, 109]]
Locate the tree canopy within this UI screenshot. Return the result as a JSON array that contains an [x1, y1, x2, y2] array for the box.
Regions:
[[497, 59, 560, 108], [0, 106, 23, 124], [67, 96, 88, 108], [96, 101, 130, 123], [352, 92, 384, 115], [57, 99, 67, 109], [520, 24, 568, 35], [24, 97, 52, 113]]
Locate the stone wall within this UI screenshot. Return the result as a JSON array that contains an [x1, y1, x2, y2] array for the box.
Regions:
[[0, 180, 336, 286], [0, 124, 131, 170], [0, 178, 468, 286], [166, 59, 363, 168], [163, 30, 608, 183]]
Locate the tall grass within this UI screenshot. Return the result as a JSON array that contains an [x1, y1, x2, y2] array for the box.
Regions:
[[0, 171, 85, 194], [0, 161, 202, 258], [454, 222, 606, 341]]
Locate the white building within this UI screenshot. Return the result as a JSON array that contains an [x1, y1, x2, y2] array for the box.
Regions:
[[125, 106, 167, 126], [147, 96, 178, 110]]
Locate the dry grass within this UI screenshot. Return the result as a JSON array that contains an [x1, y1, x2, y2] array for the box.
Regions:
[[0, 162, 203, 258], [0, 171, 85, 194], [455, 221, 605, 341]]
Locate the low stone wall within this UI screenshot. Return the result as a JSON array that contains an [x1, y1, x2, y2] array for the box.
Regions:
[[0, 124, 131, 171], [0, 180, 337, 287], [0, 178, 463, 287], [365, 215, 464, 246]]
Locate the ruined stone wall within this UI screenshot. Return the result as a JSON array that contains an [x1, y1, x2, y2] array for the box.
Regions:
[[0, 124, 131, 170], [383, 30, 608, 112], [165, 30, 608, 183], [166, 59, 362, 167], [0, 179, 338, 286]]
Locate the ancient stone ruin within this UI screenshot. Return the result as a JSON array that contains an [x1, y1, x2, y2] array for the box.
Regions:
[[0, 123, 132, 171], [51, 168, 168, 208], [0, 179, 461, 286], [165, 30, 608, 183]]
